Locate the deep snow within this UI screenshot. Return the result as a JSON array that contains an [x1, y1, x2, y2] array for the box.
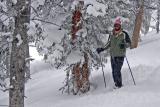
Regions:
[[0, 31, 160, 107]]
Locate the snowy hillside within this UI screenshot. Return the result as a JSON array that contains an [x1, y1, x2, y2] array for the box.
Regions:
[[1, 31, 160, 107]]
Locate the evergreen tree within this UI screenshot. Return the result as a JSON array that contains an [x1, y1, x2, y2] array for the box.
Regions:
[[34, 0, 137, 94], [0, 0, 158, 102]]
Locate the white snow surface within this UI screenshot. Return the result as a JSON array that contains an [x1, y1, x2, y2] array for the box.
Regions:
[[1, 31, 160, 107], [12, 0, 17, 4]]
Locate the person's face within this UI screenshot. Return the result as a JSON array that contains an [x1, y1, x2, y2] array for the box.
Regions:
[[114, 24, 121, 30]]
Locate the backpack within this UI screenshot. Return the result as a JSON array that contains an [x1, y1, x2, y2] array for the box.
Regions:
[[122, 31, 131, 44]]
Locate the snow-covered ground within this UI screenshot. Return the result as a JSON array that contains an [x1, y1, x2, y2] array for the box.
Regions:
[[0, 31, 160, 107]]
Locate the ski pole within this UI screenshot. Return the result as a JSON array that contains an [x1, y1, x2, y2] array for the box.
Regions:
[[125, 56, 136, 85], [100, 56, 107, 88]]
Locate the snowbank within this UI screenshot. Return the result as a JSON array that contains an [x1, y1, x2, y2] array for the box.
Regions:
[[1, 31, 160, 107]]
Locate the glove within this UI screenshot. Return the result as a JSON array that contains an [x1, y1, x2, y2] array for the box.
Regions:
[[96, 48, 104, 54], [119, 43, 130, 49]]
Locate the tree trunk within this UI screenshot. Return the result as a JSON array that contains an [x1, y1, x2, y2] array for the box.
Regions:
[[131, 1, 144, 48], [81, 53, 90, 93], [142, 0, 151, 35], [157, 0, 160, 33], [71, 1, 89, 94], [72, 53, 90, 94], [157, 15, 160, 33], [9, 0, 31, 107]]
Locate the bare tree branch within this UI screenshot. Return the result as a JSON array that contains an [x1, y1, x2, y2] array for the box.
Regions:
[[31, 18, 62, 28]]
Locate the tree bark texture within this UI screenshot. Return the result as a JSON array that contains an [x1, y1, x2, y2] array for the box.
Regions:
[[72, 53, 90, 94], [71, 1, 89, 94], [131, 1, 144, 48], [71, 9, 82, 42], [9, 0, 31, 107]]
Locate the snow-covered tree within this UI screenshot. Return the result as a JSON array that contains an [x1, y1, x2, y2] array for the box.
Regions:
[[0, 0, 15, 91], [0, 0, 158, 102], [0, 33, 10, 90], [9, 0, 31, 106], [142, 0, 152, 34], [0, 0, 31, 106], [34, 0, 138, 94]]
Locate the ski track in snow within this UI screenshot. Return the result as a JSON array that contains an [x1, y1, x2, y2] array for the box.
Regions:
[[0, 32, 160, 107]]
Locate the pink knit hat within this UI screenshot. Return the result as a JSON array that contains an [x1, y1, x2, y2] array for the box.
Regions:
[[114, 18, 121, 25]]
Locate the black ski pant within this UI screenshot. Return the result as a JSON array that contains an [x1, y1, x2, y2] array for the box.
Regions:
[[111, 56, 124, 87]]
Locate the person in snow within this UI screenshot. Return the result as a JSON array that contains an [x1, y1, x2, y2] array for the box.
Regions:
[[96, 18, 131, 88]]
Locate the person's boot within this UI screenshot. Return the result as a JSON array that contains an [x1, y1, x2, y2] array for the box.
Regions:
[[114, 83, 122, 89]]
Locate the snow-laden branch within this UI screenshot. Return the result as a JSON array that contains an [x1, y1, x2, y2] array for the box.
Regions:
[[31, 18, 62, 28]]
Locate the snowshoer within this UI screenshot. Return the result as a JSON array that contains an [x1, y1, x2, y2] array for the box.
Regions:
[[96, 18, 131, 88]]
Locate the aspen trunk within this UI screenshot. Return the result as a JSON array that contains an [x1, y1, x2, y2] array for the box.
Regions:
[[9, 0, 31, 107]]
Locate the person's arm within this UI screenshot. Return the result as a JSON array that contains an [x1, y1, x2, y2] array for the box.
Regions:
[[122, 31, 131, 48], [96, 35, 111, 54]]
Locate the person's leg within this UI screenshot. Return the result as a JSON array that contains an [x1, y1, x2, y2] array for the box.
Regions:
[[111, 57, 124, 88], [115, 57, 124, 87], [111, 57, 117, 86]]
